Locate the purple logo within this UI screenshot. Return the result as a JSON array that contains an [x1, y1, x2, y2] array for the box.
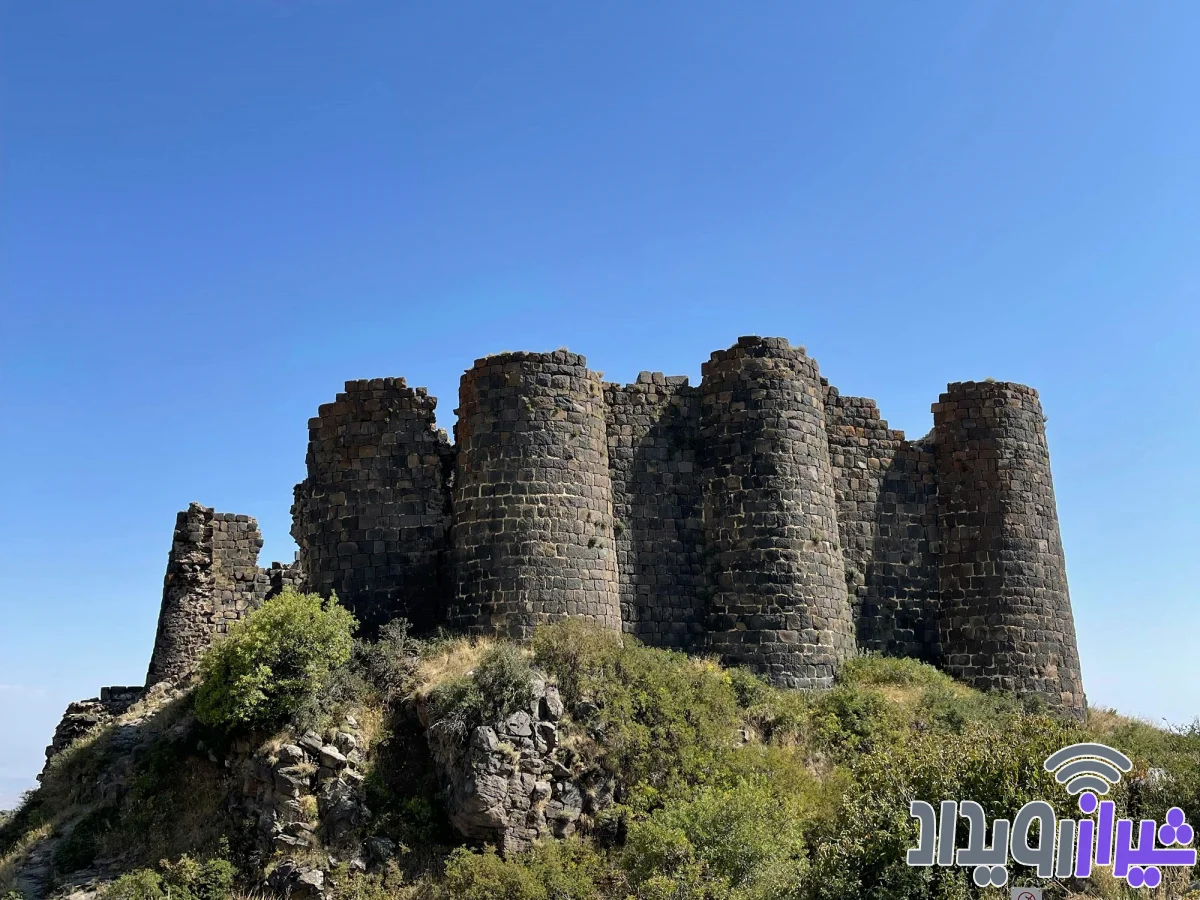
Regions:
[[906, 743, 1195, 889]]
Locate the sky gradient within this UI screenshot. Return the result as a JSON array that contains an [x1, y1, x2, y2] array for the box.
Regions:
[[2, 2, 1198, 809]]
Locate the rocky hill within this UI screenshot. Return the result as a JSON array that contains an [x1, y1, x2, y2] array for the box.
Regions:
[[1, 590, 1195, 900]]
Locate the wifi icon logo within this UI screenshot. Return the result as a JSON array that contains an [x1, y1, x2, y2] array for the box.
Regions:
[[1043, 743, 1133, 795]]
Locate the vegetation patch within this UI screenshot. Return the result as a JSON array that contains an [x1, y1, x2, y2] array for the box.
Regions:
[[194, 588, 357, 731], [7, 619, 1200, 900]]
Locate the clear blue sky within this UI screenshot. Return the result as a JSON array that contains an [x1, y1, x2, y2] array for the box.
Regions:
[[1, 2, 1197, 809]]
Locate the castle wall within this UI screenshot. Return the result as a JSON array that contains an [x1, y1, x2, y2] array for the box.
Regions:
[[699, 337, 856, 689], [933, 381, 1085, 715], [136, 340, 1086, 714], [292, 378, 454, 634], [823, 385, 941, 662], [449, 351, 622, 639], [603, 374, 705, 648], [146, 503, 302, 686]]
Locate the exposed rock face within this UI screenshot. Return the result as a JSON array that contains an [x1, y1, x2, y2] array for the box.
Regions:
[[226, 720, 372, 857], [422, 675, 601, 855], [42, 687, 145, 771]]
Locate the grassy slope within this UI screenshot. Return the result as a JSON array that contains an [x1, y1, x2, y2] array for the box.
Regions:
[[3, 621, 1198, 900]]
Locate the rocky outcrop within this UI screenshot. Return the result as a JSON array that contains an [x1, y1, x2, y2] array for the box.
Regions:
[[226, 717, 372, 857], [421, 674, 608, 855], [42, 687, 145, 773]]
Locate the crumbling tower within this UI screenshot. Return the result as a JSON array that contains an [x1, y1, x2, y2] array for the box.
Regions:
[[448, 351, 622, 639], [291, 378, 454, 633], [146, 503, 300, 685], [933, 381, 1085, 715], [699, 337, 856, 688]]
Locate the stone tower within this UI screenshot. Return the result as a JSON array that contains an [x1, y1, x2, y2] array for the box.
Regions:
[[699, 337, 857, 689], [448, 351, 622, 639], [933, 381, 1085, 716], [146, 503, 301, 686], [291, 378, 454, 634]]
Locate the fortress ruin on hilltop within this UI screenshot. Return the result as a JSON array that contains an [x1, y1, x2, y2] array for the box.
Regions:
[[139, 336, 1086, 716]]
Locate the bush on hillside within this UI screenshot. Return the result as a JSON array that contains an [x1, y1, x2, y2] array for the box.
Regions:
[[101, 853, 234, 900], [194, 588, 356, 731], [439, 840, 605, 900], [623, 779, 808, 900], [805, 714, 1085, 900], [532, 621, 741, 806]]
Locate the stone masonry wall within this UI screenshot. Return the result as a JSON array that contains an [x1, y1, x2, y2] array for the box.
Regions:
[[603, 374, 705, 648], [699, 337, 856, 689], [823, 384, 941, 663], [449, 351, 622, 639], [146, 503, 301, 686], [292, 378, 454, 634], [933, 381, 1085, 715]]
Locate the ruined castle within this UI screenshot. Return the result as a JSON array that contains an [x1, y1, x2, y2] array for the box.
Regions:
[[140, 336, 1086, 715]]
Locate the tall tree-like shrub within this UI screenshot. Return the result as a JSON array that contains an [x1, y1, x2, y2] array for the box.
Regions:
[[194, 588, 356, 730]]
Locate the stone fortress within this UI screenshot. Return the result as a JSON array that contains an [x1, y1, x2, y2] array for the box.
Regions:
[[135, 336, 1085, 718]]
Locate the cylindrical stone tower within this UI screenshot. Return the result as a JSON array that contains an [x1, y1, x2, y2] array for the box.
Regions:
[[934, 381, 1085, 716], [700, 337, 856, 688], [449, 350, 622, 639]]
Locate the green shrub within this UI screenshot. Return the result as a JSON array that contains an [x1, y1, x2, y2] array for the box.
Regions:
[[727, 667, 774, 710], [623, 779, 807, 900], [529, 619, 623, 708], [837, 654, 947, 689], [102, 869, 165, 900], [806, 684, 905, 757], [100, 854, 234, 900], [473, 643, 535, 722], [194, 588, 357, 730], [805, 715, 1083, 900], [359, 619, 422, 700], [439, 840, 603, 900], [533, 621, 740, 804], [0, 793, 43, 859], [160, 854, 235, 900], [427, 675, 485, 740]]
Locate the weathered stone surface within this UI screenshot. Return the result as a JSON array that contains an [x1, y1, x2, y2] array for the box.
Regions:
[[700, 337, 856, 689], [145, 504, 302, 686], [424, 675, 600, 855], [603, 373, 705, 648], [823, 383, 940, 662], [448, 351, 622, 640], [933, 381, 1085, 716], [291, 378, 453, 634], [319, 745, 347, 769], [267, 862, 326, 899]]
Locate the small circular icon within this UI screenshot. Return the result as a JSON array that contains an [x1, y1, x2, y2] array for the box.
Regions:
[[1016, 891, 1038, 900]]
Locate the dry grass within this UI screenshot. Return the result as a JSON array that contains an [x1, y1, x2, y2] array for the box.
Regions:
[[0, 821, 52, 894], [1064, 863, 1198, 898], [351, 702, 384, 752], [413, 636, 497, 695], [1085, 705, 1166, 738]]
